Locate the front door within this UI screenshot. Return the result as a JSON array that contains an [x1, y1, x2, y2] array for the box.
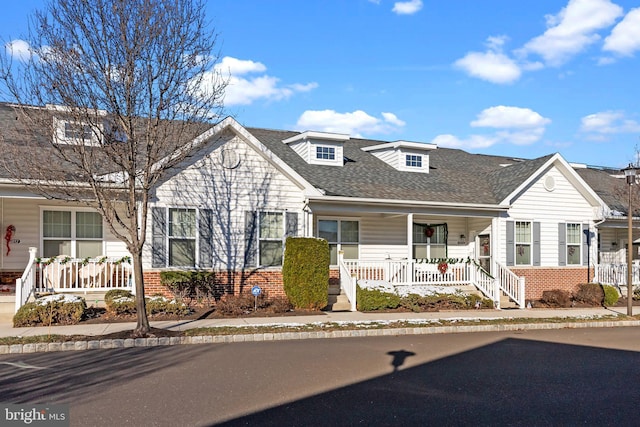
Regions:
[[478, 234, 491, 274]]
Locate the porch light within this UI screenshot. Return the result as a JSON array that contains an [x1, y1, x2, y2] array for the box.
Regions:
[[459, 234, 466, 244], [624, 163, 637, 316]]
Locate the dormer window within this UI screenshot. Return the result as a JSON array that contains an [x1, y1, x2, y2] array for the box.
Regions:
[[362, 140, 435, 173], [64, 121, 92, 140], [283, 131, 349, 167], [316, 146, 336, 161], [406, 154, 422, 168]]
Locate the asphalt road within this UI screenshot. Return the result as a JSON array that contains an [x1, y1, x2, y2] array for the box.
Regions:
[[2, 327, 640, 426]]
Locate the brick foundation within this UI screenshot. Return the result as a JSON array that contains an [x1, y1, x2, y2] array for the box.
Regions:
[[0, 271, 21, 295], [510, 267, 594, 301]]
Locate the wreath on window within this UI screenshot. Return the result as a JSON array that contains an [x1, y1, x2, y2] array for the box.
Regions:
[[425, 227, 434, 238]]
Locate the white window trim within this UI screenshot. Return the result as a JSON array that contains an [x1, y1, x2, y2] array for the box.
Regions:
[[40, 206, 105, 258], [515, 220, 532, 266], [256, 211, 286, 267], [317, 217, 361, 265], [405, 154, 423, 168], [166, 207, 199, 268], [566, 222, 582, 265]]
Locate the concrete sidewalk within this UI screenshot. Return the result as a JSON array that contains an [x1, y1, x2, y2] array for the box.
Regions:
[[0, 306, 636, 339]]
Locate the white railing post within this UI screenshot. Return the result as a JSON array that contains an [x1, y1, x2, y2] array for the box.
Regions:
[[15, 247, 38, 313], [518, 277, 526, 309], [493, 277, 501, 310], [15, 278, 22, 314]]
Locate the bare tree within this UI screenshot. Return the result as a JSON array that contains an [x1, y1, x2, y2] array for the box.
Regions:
[[0, 0, 226, 336]]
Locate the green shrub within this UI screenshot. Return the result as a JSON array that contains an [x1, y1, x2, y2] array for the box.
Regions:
[[357, 286, 401, 311], [573, 283, 604, 306], [105, 291, 136, 315], [13, 294, 86, 327], [104, 289, 134, 306], [282, 237, 329, 310], [145, 295, 191, 316], [160, 270, 226, 304], [602, 284, 619, 307]]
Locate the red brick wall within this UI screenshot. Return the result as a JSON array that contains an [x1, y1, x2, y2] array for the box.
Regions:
[[510, 267, 594, 301]]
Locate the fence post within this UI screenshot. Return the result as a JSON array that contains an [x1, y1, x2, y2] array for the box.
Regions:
[[518, 277, 526, 309], [493, 277, 501, 310]]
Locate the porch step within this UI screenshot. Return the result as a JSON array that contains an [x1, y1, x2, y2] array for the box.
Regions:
[[327, 285, 352, 311], [500, 292, 519, 309]]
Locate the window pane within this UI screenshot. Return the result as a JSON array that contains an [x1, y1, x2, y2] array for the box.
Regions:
[[169, 239, 195, 267], [316, 146, 335, 160], [413, 245, 427, 259], [76, 212, 103, 238], [259, 212, 282, 239], [342, 244, 358, 260], [413, 224, 428, 244], [516, 222, 531, 243], [260, 241, 283, 266], [431, 245, 446, 258], [77, 241, 103, 258], [431, 225, 446, 244], [341, 221, 359, 243], [567, 245, 581, 264], [319, 220, 338, 242], [169, 209, 195, 238], [43, 211, 71, 238], [43, 240, 72, 258], [329, 244, 338, 265], [406, 154, 422, 167], [567, 224, 581, 244], [516, 244, 531, 265]]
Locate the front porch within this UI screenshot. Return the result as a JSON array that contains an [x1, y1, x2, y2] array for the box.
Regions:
[[337, 255, 526, 310]]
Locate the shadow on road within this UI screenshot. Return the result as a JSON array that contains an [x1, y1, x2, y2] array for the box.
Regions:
[[217, 338, 640, 426]]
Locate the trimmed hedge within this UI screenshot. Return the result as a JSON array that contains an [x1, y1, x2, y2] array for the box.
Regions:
[[13, 294, 86, 327], [282, 237, 329, 310]]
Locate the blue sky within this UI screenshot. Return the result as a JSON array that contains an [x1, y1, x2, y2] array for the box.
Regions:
[[2, 0, 640, 168]]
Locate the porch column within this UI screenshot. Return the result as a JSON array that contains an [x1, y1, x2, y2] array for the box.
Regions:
[[407, 213, 413, 260]]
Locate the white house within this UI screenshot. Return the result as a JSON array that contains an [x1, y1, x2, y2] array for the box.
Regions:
[[0, 103, 637, 311]]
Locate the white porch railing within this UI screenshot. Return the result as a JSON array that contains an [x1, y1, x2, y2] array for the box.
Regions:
[[494, 261, 525, 308], [15, 247, 38, 313], [341, 258, 522, 308], [595, 263, 640, 289], [337, 252, 357, 311], [35, 256, 134, 293]]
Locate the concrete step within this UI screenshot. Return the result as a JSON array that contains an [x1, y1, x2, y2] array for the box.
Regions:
[[328, 284, 341, 295], [328, 292, 352, 312], [0, 297, 15, 314], [500, 293, 519, 309]]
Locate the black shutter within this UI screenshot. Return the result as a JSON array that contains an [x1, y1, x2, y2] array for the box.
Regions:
[[244, 211, 257, 267], [558, 223, 567, 266], [152, 207, 166, 268], [582, 223, 589, 266], [285, 212, 298, 237], [199, 209, 214, 268], [533, 222, 541, 266], [506, 221, 514, 266]]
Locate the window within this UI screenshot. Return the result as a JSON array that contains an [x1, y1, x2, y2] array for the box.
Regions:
[[168, 208, 196, 267], [406, 154, 422, 168], [412, 223, 447, 259], [64, 121, 92, 140], [43, 210, 103, 258], [515, 221, 531, 265], [566, 223, 581, 265], [258, 212, 284, 266], [318, 219, 359, 265], [316, 146, 335, 160]]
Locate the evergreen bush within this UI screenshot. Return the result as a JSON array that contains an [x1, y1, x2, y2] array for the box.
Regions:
[[13, 294, 86, 327], [602, 284, 619, 307], [282, 237, 329, 310]]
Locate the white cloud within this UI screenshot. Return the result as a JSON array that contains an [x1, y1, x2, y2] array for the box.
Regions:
[[454, 51, 521, 84], [519, 0, 623, 66], [580, 111, 640, 136], [471, 106, 551, 128], [603, 7, 640, 56], [5, 39, 32, 62], [296, 109, 405, 137], [431, 106, 550, 149], [392, 0, 423, 15], [212, 56, 317, 106]]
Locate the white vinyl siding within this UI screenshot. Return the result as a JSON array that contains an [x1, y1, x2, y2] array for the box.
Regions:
[[146, 133, 306, 270]]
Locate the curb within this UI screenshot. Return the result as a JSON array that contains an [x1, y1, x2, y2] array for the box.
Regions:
[[2, 319, 639, 354]]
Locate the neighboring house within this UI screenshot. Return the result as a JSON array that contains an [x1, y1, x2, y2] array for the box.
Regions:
[[0, 103, 637, 311]]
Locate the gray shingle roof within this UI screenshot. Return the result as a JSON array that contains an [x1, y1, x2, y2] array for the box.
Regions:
[[248, 127, 558, 206]]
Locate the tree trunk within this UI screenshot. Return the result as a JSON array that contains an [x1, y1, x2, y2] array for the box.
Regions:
[[132, 250, 150, 336]]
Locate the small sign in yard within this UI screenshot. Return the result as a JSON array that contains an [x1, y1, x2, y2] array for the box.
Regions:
[[251, 285, 261, 311]]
